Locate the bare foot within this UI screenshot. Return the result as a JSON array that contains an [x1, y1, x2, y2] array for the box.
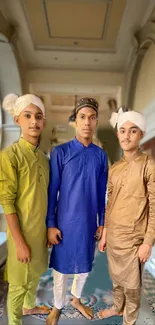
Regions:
[[72, 298, 94, 320], [23, 306, 51, 315], [46, 307, 61, 325], [98, 308, 123, 319]]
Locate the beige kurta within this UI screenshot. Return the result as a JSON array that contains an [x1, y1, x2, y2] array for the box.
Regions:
[[105, 151, 155, 289], [0, 138, 49, 286]]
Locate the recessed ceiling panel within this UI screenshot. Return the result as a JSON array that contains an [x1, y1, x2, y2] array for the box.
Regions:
[[21, 0, 127, 51]]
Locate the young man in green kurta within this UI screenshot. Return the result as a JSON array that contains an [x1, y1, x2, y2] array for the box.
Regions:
[[0, 93, 50, 325]]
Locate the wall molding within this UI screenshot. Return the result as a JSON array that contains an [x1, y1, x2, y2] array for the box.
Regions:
[[141, 98, 155, 144], [125, 19, 155, 109]]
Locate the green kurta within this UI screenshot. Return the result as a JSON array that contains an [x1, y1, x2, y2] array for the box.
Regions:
[[0, 137, 49, 285]]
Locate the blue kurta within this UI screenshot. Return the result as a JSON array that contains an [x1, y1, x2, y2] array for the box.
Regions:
[[46, 138, 108, 274]]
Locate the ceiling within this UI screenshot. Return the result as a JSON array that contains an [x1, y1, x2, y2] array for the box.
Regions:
[[1, 0, 154, 71], [0, 0, 155, 149], [21, 0, 126, 52]]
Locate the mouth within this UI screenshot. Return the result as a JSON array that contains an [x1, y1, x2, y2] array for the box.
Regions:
[[122, 141, 131, 144], [83, 129, 91, 132], [29, 127, 40, 130]]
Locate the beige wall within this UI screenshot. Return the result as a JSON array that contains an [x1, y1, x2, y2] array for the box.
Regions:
[[24, 69, 125, 105], [133, 44, 155, 112], [25, 69, 124, 88]]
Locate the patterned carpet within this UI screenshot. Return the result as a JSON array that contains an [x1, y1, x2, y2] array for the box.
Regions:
[[1, 249, 155, 324], [33, 249, 155, 324], [33, 249, 123, 324]]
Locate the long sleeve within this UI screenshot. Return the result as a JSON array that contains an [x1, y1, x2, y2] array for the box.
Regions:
[[104, 170, 113, 227], [143, 157, 155, 246], [46, 147, 63, 228], [0, 151, 17, 215], [98, 152, 108, 226]]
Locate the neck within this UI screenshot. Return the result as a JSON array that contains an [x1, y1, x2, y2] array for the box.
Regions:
[[76, 134, 92, 147], [22, 134, 39, 146], [123, 147, 139, 159]]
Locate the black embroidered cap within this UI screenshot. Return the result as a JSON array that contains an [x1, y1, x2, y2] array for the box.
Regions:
[[75, 97, 99, 115]]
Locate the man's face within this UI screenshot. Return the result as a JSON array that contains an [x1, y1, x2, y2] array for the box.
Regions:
[[117, 121, 144, 151], [75, 106, 98, 139], [14, 104, 45, 138]]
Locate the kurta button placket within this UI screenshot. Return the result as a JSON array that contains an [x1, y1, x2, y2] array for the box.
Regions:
[[84, 149, 88, 179], [33, 151, 41, 182], [121, 164, 128, 188]]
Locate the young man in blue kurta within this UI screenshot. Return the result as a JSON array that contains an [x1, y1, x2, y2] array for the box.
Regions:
[[46, 98, 108, 325]]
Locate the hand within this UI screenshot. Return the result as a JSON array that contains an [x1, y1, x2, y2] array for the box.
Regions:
[[16, 241, 31, 263], [47, 227, 62, 247], [94, 226, 104, 241], [98, 227, 107, 252], [138, 243, 152, 263], [98, 236, 106, 252]]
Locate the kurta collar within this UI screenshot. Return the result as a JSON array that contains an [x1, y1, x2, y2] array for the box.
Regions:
[[122, 150, 142, 163], [18, 137, 39, 152], [73, 137, 94, 148]]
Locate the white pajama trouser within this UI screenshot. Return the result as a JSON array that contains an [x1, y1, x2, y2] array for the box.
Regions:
[[53, 269, 89, 309]]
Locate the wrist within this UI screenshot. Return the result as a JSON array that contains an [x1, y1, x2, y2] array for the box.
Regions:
[[14, 235, 26, 247]]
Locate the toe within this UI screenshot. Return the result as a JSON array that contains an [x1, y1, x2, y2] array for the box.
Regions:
[[98, 310, 105, 319]]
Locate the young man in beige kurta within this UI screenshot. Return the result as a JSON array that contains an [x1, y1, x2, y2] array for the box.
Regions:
[[98, 108, 155, 325]]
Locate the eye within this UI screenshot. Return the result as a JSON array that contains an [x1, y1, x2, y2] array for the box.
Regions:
[[24, 114, 31, 119], [91, 116, 96, 120], [36, 115, 43, 120], [131, 129, 137, 134], [80, 115, 85, 119]]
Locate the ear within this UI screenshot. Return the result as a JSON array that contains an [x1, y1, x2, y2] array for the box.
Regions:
[[14, 116, 20, 126], [141, 131, 145, 139], [43, 119, 46, 129]]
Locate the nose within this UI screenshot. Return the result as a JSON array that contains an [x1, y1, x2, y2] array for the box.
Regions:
[[84, 118, 90, 126], [31, 116, 37, 124], [125, 131, 130, 140]]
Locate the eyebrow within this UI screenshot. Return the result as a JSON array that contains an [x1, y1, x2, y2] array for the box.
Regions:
[[24, 111, 43, 115], [120, 126, 138, 130], [79, 113, 97, 117]]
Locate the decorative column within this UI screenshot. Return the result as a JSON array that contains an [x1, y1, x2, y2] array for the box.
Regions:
[[125, 21, 155, 109]]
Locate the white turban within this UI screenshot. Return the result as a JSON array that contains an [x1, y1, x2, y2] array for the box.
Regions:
[[2, 93, 45, 117], [110, 107, 146, 131]]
